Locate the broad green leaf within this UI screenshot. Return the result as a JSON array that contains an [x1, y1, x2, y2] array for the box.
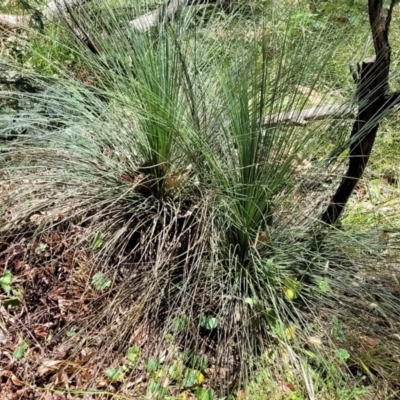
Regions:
[[199, 314, 218, 330], [336, 348, 350, 364], [105, 367, 123, 382], [182, 368, 204, 388], [148, 380, 167, 397], [244, 297, 255, 306], [91, 272, 111, 291], [0, 270, 12, 293], [168, 365, 181, 380], [13, 341, 27, 359], [195, 387, 214, 400], [145, 356, 160, 373], [173, 315, 188, 332]]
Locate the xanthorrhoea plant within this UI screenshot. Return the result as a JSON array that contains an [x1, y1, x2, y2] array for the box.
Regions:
[[1, 1, 400, 397]]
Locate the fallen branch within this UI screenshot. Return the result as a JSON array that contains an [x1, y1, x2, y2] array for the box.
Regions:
[[0, 13, 29, 30], [129, 0, 187, 32], [0, 0, 221, 31], [263, 104, 357, 128], [129, 0, 229, 32], [0, 0, 90, 29]]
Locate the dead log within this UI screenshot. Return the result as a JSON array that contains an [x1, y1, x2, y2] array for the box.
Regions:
[[129, 0, 187, 32], [0, 14, 29, 30]]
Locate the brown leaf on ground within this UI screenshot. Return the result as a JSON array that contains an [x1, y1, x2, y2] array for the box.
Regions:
[[37, 360, 65, 376], [236, 389, 246, 399], [34, 325, 49, 339], [277, 380, 296, 393], [364, 336, 380, 347]]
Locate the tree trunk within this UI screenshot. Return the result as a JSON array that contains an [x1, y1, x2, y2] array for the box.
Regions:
[[321, 0, 399, 225]]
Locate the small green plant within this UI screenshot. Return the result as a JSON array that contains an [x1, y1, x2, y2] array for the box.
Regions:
[[92, 232, 103, 250], [105, 366, 124, 382], [0, 270, 12, 293], [105, 346, 142, 383], [331, 316, 346, 342], [188, 354, 209, 370], [195, 387, 214, 400], [1, 271, 23, 307], [91, 272, 111, 291], [336, 348, 350, 364], [173, 315, 189, 332], [182, 368, 204, 388], [199, 314, 218, 330], [35, 242, 47, 254], [127, 345, 141, 369], [316, 277, 331, 293], [13, 341, 28, 360], [3, 297, 22, 307], [146, 356, 160, 374], [168, 365, 182, 381], [147, 379, 168, 398]]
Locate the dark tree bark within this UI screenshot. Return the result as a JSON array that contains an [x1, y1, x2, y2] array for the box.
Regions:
[[321, 0, 400, 225]]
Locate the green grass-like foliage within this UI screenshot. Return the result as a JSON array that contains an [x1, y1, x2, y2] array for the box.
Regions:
[[1, 1, 400, 397]]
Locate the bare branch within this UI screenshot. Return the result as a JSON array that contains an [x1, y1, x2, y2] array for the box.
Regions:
[[263, 104, 357, 128]]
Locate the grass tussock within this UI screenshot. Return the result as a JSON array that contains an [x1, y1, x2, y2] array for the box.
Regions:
[[1, 1, 400, 398]]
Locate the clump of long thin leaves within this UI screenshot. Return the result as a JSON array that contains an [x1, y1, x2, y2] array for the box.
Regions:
[[1, 0, 400, 397]]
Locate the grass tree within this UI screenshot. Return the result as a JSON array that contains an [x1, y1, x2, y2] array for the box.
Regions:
[[1, 0, 400, 398]]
